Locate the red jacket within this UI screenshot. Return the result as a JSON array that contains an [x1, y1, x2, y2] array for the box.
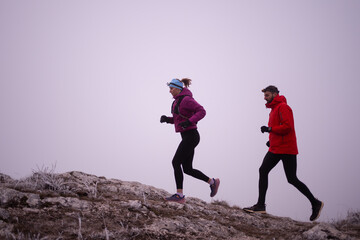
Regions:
[[266, 95, 298, 155]]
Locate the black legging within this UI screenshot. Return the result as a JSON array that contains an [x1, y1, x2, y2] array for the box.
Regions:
[[257, 151, 317, 205], [172, 129, 209, 189]]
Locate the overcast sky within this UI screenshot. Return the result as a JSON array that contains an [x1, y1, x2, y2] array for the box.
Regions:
[[1, 0, 359, 222]]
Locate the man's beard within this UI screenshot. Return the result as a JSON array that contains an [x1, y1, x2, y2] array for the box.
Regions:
[[266, 96, 274, 103]]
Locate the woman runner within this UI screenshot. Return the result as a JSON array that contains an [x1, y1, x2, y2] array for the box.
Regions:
[[160, 78, 220, 203]]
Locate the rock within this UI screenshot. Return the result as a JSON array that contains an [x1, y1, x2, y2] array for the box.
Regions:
[[26, 194, 41, 207], [0, 219, 14, 239], [0, 174, 13, 184], [0, 208, 10, 220], [42, 196, 90, 210], [302, 223, 352, 240], [0, 171, 358, 240]]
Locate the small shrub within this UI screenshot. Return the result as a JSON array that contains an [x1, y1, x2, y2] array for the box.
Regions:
[[332, 210, 360, 229], [9, 164, 73, 196]]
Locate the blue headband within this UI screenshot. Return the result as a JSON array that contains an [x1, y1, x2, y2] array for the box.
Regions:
[[167, 79, 183, 90]]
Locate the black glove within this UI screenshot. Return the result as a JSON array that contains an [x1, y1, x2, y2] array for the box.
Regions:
[[179, 120, 191, 129], [266, 141, 270, 147], [160, 115, 169, 123], [261, 126, 271, 133]]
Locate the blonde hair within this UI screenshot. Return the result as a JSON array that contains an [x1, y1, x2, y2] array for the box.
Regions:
[[180, 78, 192, 88]]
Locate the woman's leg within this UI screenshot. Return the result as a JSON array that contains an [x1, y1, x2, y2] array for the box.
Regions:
[[181, 130, 210, 183], [172, 140, 187, 190]]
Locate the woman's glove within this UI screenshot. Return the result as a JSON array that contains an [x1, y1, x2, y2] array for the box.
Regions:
[[179, 120, 191, 129], [160, 115, 169, 123]]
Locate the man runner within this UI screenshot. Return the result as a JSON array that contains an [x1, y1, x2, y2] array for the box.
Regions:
[[244, 85, 323, 221]]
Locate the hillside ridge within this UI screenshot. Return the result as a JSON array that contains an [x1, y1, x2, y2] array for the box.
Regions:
[[0, 171, 359, 239]]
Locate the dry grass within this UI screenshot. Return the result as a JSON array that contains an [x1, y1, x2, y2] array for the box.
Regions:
[[332, 211, 360, 238], [7, 165, 100, 199]]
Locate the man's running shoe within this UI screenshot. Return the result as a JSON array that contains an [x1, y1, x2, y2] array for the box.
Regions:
[[310, 199, 324, 221], [243, 204, 267, 214], [210, 178, 220, 197], [164, 194, 186, 204]]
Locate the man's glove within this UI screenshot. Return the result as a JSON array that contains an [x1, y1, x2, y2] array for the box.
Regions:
[[261, 126, 271, 133], [179, 120, 191, 129], [266, 141, 270, 147], [160, 115, 169, 123]]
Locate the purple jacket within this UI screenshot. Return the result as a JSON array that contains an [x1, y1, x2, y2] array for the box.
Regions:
[[167, 88, 206, 133]]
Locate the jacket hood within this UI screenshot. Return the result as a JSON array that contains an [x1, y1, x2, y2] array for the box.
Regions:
[[266, 95, 287, 109], [174, 87, 193, 99]]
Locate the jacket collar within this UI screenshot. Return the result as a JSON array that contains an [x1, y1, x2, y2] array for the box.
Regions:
[[174, 87, 193, 99], [266, 95, 287, 109]]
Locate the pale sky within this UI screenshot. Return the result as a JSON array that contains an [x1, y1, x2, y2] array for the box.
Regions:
[[1, 0, 360, 222]]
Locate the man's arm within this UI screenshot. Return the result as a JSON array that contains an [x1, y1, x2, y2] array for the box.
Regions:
[[270, 105, 294, 135]]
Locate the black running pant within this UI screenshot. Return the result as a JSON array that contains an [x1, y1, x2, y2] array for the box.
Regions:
[[172, 129, 209, 189], [257, 151, 317, 205]]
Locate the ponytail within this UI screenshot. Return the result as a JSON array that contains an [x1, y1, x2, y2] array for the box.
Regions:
[[180, 78, 192, 88]]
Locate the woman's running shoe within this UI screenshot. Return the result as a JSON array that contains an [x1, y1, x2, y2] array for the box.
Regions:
[[210, 178, 220, 197], [164, 194, 186, 204], [243, 204, 267, 214]]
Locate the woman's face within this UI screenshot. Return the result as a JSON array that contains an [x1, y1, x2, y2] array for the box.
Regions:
[[169, 87, 181, 97]]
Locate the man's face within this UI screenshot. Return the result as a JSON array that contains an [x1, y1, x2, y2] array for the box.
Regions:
[[264, 91, 277, 103]]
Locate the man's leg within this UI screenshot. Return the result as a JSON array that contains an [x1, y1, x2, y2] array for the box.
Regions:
[[244, 152, 280, 213], [257, 152, 281, 205], [281, 154, 323, 221], [281, 155, 317, 204]]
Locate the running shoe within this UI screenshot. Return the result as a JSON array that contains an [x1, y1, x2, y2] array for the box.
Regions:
[[164, 194, 186, 204], [310, 199, 324, 221], [210, 178, 220, 197], [243, 204, 267, 214]]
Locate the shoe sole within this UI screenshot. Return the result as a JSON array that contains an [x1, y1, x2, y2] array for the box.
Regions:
[[210, 178, 220, 197], [311, 201, 324, 221], [244, 209, 267, 214]]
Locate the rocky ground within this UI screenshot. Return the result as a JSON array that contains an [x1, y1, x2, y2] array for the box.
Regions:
[[0, 170, 359, 240]]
